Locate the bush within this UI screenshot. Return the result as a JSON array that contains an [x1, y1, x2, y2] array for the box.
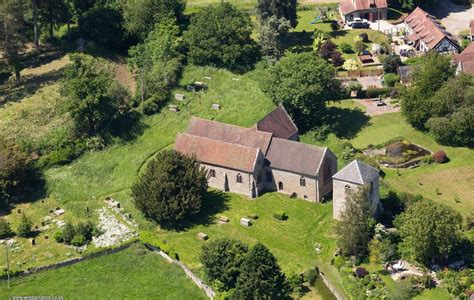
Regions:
[[358, 33, 369, 43], [382, 54, 401, 73], [383, 73, 400, 87], [433, 150, 448, 163], [365, 87, 393, 98], [333, 256, 345, 269], [273, 211, 288, 221], [304, 268, 319, 286], [17, 214, 33, 238], [421, 155, 434, 165], [139, 231, 177, 258], [61, 222, 75, 244], [54, 230, 64, 243], [355, 267, 368, 278], [0, 218, 14, 239], [288, 273, 304, 296], [354, 41, 366, 53], [340, 42, 353, 53], [71, 234, 86, 246], [331, 51, 344, 67], [330, 20, 339, 31]]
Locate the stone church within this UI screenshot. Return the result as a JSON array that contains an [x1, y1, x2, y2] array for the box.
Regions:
[[174, 106, 338, 202]]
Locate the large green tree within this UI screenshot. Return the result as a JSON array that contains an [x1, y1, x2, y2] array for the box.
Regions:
[[184, 3, 258, 71], [78, 6, 125, 49], [0, 0, 26, 83], [129, 17, 183, 112], [261, 51, 342, 131], [0, 139, 38, 208], [257, 16, 291, 60], [394, 201, 463, 265], [334, 185, 374, 257], [234, 243, 289, 299], [255, 0, 297, 28], [131, 150, 208, 228], [401, 52, 455, 130], [123, 0, 185, 41], [397, 0, 439, 9], [61, 54, 129, 137], [200, 238, 248, 291]]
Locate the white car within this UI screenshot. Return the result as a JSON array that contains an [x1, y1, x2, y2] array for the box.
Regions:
[[347, 17, 369, 26]]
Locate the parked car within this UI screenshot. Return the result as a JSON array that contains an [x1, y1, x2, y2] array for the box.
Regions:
[[347, 17, 368, 26], [351, 21, 370, 29], [376, 100, 387, 106]]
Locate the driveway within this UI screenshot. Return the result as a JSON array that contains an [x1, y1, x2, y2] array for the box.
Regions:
[[359, 99, 400, 116], [428, 0, 474, 35]]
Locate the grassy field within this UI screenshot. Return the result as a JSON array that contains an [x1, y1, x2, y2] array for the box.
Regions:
[[0, 244, 207, 300]]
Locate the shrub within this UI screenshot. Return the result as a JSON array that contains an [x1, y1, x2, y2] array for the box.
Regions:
[[343, 59, 359, 71], [139, 231, 177, 258], [330, 20, 339, 31], [433, 150, 448, 163], [382, 54, 401, 73], [331, 51, 344, 67], [304, 268, 319, 286], [61, 222, 76, 244], [71, 234, 86, 246], [340, 42, 353, 53], [0, 218, 14, 239], [333, 256, 345, 269], [54, 230, 64, 243], [421, 155, 434, 165], [273, 211, 288, 221], [17, 214, 33, 238], [358, 33, 369, 42], [366, 87, 393, 98], [354, 41, 366, 53], [390, 88, 400, 99], [383, 73, 400, 87], [355, 267, 368, 278], [288, 273, 304, 296]]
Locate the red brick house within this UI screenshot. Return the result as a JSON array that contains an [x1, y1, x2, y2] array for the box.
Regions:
[[339, 0, 388, 23]]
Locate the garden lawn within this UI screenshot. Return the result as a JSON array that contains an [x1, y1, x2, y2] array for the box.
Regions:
[[0, 244, 207, 300]]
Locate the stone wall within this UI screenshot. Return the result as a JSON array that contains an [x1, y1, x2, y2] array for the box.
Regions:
[[318, 151, 338, 201], [270, 168, 318, 202], [332, 178, 380, 220]]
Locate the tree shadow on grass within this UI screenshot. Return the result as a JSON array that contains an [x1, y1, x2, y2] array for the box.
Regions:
[[108, 111, 149, 143], [285, 31, 314, 51], [175, 190, 231, 231], [329, 29, 349, 39], [323, 106, 370, 139]]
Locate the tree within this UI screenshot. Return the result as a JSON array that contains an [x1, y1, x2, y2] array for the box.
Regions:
[[382, 54, 401, 74], [131, 150, 208, 228], [319, 40, 337, 59], [401, 52, 455, 130], [61, 222, 75, 244], [234, 243, 289, 299], [312, 29, 328, 52], [255, 0, 297, 28], [0, 218, 14, 239], [184, 3, 258, 71], [334, 185, 374, 257], [394, 201, 463, 265], [17, 214, 32, 237], [397, 0, 439, 9], [78, 6, 125, 49], [37, 0, 69, 39], [61, 54, 129, 137], [0, 139, 38, 208], [0, 0, 26, 83], [129, 17, 183, 112], [123, 0, 185, 41], [257, 16, 291, 60], [200, 238, 248, 291], [261, 52, 342, 131]]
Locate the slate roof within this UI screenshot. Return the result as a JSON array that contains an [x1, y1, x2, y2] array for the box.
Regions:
[[265, 137, 327, 177], [333, 160, 379, 184], [186, 117, 273, 154], [255, 106, 298, 140], [404, 7, 459, 50], [454, 42, 474, 75], [340, 0, 387, 15], [174, 133, 260, 173]]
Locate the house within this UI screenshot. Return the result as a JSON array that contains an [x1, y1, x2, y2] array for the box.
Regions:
[[332, 160, 381, 220], [174, 108, 337, 202], [339, 0, 388, 23], [403, 7, 460, 54], [454, 42, 474, 75]]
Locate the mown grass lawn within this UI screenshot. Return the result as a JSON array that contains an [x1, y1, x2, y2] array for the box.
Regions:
[[0, 244, 207, 300]]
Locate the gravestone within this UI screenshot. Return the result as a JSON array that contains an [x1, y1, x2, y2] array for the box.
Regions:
[[211, 104, 220, 110], [175, 94, 185, 101], [197, 232, 209, 241], [240, 217, 252, 227]]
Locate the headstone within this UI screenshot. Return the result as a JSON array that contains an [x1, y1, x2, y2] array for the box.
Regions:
[[31, 239, 36, 245], [169, 105, 179, 112], [204, 76, 212, 80], [175, 94, 185, 101], [197, 232, 209, 241], [232, 77, 240, 81], [240, 217, 252, 227], [17, 208, 21, 214], [211, 104, 220, 110], [54, 208, 65, 216], [186, 85, 196, 92], [219, 216, 229, 223]]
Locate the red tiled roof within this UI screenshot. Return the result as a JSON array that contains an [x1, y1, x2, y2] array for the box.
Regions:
[[266, 137, 327, 177], [255, 106, 298, 140], [454, 42, 474, 75], [404, 7, 459, 49], [174, 133, 259, 173], [186, 117, 273, 154], [339, 0, 387, 15]]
